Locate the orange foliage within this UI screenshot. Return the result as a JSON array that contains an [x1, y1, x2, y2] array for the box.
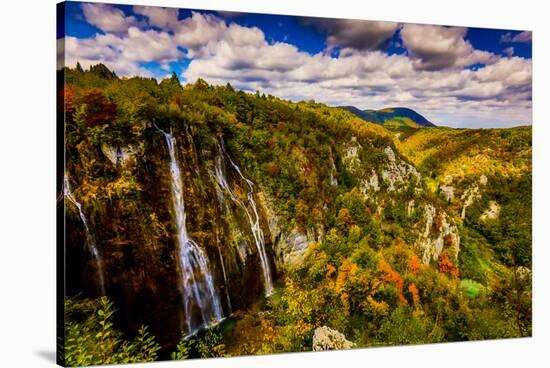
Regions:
[[378, 259, 404, 290], [335, 262, 359, 293], [408, 283, 420, 304], [439, 255, 459, 278], [326, 263, 336, 278], [409, 255, 421, 274]]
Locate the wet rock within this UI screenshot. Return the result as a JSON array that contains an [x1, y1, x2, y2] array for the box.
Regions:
[[101, 143, 140, 174], [258, 191, 316, 269], [312, 326, 355, 351]]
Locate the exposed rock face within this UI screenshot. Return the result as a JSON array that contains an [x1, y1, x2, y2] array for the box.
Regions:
[[440, 185, 454, 201], [360, 169, 380, 196], [312, 326, 355, 351], [381, 146, 421, 192], [329, 148, 338, 186], [479, 174, 488, 186], [417, 204, 460, 264], [101, 143, 140, 173], [342, 136, 362, 174], [481, 201, 501, 220], [407, 199, 415, 216], [277, 231, 316, 268], [461, 184, 481, 219], [258, 191, 316, 269]]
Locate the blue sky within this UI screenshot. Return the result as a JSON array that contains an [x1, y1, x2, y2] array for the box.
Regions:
[[60, 1, 532, 128]]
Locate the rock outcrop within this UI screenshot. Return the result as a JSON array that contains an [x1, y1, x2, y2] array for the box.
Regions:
[[380, 146, 421, 192], [417, 204, 460, 264], [312, 326, 355, 351]]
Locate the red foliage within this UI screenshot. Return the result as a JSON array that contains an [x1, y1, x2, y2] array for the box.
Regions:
[[439, 255, 459, 278], [64, 85, 76, 115], [444, 233, 453, 247], [81, 89, 117, 127]]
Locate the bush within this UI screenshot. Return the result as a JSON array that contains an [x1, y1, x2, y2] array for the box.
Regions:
[[62, 297, 160, 366]]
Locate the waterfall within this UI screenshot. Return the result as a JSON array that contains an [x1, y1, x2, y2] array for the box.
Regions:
[[162, 130, 223, 335], [217, 247, 232, 313], [63, 174, 106, 295], [215, 142, 274, 296]]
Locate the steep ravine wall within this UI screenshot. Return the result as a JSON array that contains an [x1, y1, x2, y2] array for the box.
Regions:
[[65, 126, 277, 347]]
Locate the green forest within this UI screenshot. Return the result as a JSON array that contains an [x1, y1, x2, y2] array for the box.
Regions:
[[58, 63, 531, 366]]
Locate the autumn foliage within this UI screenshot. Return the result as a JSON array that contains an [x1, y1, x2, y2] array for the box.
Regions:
[[439, 255, 459, 278], [81, 89, 117, 127]]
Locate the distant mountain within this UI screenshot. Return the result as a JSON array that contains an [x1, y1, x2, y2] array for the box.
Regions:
[[340, 106, 436, 127]]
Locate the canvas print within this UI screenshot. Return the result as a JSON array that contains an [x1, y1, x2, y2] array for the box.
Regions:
[[56, 1, 532, 366]]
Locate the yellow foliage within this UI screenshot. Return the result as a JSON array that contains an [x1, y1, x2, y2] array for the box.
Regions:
[[365, 295, 390, 316]]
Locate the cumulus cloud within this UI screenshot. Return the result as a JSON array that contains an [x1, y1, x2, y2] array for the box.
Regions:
[[400, 24, 497, 71], [503, 47, 514, 57], [81, 3, 141, 34], [133, 5, 180, 31], [501, 31, 532, 43], [64, 4, 532, 128], [63, 26, 183, 77], [300, 18, 399, 51]]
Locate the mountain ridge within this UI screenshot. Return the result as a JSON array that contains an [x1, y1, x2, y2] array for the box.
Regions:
[[340, 105, 437, 127]]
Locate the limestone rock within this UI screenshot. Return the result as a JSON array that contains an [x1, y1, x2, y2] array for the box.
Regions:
[[342, 137, 362, 174], [440, 185, 454, 201], [417, 204, 460, 264], [312, 326, 355, 351], [461, 184, 481, 219], [380, 146, 421, 192], [480, 201, 500, 220], [258, 191, 316, 269]]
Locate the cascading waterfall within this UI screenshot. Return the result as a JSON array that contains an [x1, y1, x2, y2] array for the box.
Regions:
[[214, 142, 274, 296], [162, 130, 223, 335], [217, 247, 232, 313], [64, 174, 106, 295]]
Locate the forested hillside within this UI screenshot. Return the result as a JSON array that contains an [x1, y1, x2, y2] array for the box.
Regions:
[[58, 64, 531, 365]]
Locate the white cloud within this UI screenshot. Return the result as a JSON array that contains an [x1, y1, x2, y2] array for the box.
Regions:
[[63, 26, 183, 77], [81, 3, 141, 34], [400, 24, 497, 70], [300, 18, 400, 51], [501, 31, 532, 43], [64, 4, 532, 128], [133, 5, 180, 31]]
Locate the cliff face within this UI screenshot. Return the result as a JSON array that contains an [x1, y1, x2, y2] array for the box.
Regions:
[[65, 125, 276, 345]]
